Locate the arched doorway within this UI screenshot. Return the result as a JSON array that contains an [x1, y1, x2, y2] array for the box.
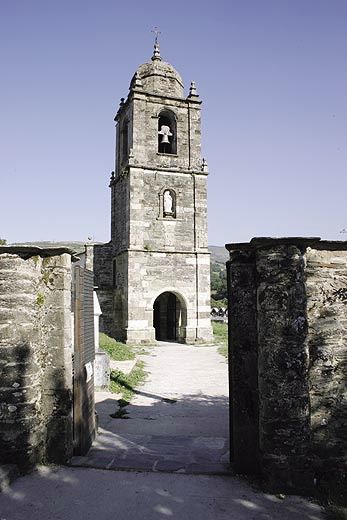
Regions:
[[153, 292, 186, 342]]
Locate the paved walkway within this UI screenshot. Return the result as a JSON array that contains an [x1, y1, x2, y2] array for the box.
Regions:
[[0, 465, 325, 520], [71, 342, 229, 473]]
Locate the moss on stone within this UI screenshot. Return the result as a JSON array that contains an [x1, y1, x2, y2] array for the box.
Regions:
[[36, 293, 45, 307]]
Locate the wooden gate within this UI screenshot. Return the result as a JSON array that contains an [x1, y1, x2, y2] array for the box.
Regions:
[[72, 266, 96, 455]]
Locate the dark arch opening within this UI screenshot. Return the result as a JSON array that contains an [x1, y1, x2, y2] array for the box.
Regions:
[[153, 291, 186, 341], [158, 110, 177, 155]]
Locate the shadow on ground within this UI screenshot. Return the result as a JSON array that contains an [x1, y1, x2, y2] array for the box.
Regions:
[[71, 393, 230, 474], [0, 465, 325, 520]]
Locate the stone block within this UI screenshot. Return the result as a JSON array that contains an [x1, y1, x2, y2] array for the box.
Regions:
[[94, 352, 110, 389]]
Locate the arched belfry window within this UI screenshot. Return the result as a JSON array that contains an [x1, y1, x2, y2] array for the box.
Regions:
[[162, 188, 176, 218], [158, 110, 177, 155]]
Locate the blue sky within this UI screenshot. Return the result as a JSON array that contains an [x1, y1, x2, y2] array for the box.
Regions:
[[1, 0, 346, 246]]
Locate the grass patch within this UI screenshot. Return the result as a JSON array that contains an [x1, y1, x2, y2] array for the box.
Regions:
[[212, 321, 228, 359], [109, 361, 147, 418], [212, 321, 228, 343], [109, 361, 147, 417], [99, 333, 135, 361]]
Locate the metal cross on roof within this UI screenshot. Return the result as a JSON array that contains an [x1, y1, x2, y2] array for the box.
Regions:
[[151, 27, 161, 45]]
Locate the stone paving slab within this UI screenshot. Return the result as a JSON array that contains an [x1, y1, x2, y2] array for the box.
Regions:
[[0, 465, 326, 520], [70, 428, 230, 474]]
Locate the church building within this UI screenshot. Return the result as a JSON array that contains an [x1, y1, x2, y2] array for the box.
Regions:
[[94, 40, 213, 344]]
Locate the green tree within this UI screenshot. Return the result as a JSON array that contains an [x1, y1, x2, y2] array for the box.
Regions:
[[0, 238, 7, 245], [210, 262, 227, 301]]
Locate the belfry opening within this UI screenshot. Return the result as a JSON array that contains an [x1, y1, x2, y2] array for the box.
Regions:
[[153, 292, 186, 342]]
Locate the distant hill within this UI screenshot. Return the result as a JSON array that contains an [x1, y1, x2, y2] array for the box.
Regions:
[[209, 245, 228, 265]]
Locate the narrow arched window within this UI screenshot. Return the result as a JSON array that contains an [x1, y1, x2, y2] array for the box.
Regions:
[[158, 110, 177, 154], [112, 258, 117, 287], [121, 120, 129, 163]]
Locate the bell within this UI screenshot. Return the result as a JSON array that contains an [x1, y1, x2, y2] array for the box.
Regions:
[[160, 133, 170, 144], [158, 124, 172, 144]]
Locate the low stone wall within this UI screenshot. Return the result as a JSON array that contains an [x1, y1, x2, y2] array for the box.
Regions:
[[226, 238, 347, 501], [0, 247, 74, 469]]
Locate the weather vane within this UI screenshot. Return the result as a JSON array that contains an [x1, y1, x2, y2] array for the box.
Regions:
[[151, 27, 161, 45]]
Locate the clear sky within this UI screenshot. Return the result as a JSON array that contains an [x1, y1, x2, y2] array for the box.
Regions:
[[1, 0, 346, 246]]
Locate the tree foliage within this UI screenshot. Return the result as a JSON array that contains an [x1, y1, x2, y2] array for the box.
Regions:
[[0, 238, 7, 245], [210, 261, 227, 302]]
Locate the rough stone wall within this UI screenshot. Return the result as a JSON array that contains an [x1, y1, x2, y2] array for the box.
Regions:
[[128, 93, 201, 173], [0, 249, 73, 469], [128, 168, 208, 252], [194, 175, 208, 249], [226, 238, 347, 499], [305, 246, 347, 498], [113, 251, 128, 341], [256, 243, 311, 490], [93, 243, 115, 337], [111, 174, 130, 254], [227, 249, 258, 474]]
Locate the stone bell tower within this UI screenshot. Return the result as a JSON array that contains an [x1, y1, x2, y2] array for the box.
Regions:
[[95, 40, 213, 344]]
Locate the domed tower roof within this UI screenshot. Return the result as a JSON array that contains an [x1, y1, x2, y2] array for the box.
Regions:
[[131, 42, 184, 98]]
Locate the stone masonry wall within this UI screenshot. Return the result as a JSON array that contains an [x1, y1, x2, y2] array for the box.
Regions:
[[226, 238, 347, 501], [129, 92, 201, 173], [305, 246, 347, 499], [0, 248, 74, 469], [126, 250, 211, 343], [93, 243, 115, 338], [129, 168, 208, 252], [256, 243, 311, 490]]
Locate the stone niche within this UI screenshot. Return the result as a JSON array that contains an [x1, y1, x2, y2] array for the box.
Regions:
[[0, 246, 75, 469], [226, 237, 347, 502]]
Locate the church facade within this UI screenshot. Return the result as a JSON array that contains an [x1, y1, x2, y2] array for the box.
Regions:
[[94, 42, 212, 344]]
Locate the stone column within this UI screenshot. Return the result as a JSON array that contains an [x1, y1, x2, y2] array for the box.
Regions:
[[0, 248, 74, 468], [256, 242, 311, 490], [39, 253, 73, 463], [227, 248, 259, 474], [0, 253, 43, 468]]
